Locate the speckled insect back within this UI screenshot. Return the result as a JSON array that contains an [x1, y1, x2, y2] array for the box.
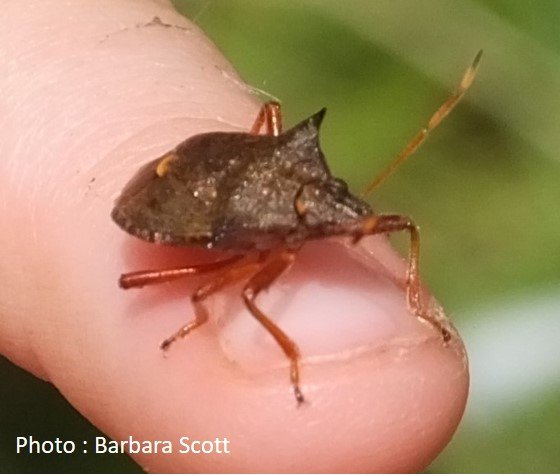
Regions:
[[112, 109, 372, 251], [113, 52, 482, 405]]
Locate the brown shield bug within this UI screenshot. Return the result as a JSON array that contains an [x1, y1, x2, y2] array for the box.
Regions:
[[112, 51, 482, 404]]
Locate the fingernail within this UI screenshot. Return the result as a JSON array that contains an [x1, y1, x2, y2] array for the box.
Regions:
[[216, 238, 439, 373]]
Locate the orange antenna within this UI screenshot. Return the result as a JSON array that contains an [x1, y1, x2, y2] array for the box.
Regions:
[[362, 50, 482, 198]]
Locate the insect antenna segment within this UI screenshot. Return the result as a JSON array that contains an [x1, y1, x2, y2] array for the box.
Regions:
[[362, 50, 482, 197]]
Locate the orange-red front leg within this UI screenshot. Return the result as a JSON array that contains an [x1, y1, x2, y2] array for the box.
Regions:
[[353, 214, 451, 342]]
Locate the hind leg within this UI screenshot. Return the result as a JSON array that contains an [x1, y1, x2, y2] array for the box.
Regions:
[[119, 255, 243, 289], [250, 101, 283, 136]]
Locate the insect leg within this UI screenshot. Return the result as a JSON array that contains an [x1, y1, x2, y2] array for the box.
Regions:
[[362, 50, 482, 196], [241, 250, 305, 405], [249, 101, 283, 136], [354, 215, 451, 342], [119, 255, 243, 289], [160, 258, 264, 351]]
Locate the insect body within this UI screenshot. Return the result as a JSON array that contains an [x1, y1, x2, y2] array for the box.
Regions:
[[112, 108, 372, 251], [112, 52, 481, 404]]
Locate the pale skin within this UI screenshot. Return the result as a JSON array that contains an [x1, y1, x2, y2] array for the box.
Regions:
[[0, 0, 469, 473]]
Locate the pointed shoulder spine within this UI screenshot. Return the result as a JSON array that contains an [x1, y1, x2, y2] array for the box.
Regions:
[[310, 107, 327, 129], [288, 107, 327, 136]]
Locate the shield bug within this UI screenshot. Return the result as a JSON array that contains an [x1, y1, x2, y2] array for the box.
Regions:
[[112, 51, 482, 404]]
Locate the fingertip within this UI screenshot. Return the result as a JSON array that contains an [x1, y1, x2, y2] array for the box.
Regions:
[[208, 239, 468, 472]]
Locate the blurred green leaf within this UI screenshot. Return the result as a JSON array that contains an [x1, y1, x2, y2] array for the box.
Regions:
[[3, 1, 559, 472]]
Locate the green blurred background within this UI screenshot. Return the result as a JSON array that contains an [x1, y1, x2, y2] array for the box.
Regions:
[[2, 0, 559, 472]]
